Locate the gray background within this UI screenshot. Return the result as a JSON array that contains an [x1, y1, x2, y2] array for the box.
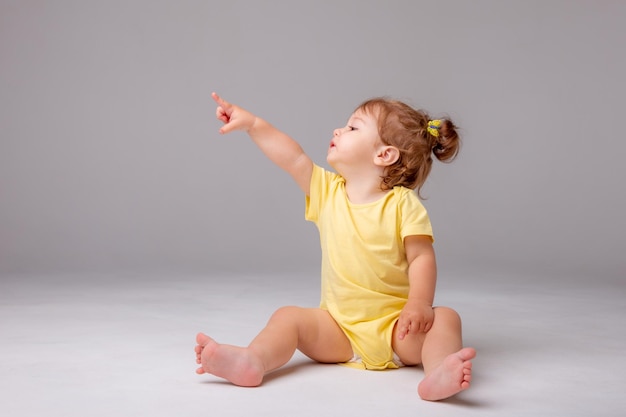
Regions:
[[2, 0, 625, 281], [2, 2, 626, 416]]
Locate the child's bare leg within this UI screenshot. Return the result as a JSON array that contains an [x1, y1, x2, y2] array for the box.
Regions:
[[418, 307, 475, 401], [393, 306, 476, 401], [195, 306, 352, 387]]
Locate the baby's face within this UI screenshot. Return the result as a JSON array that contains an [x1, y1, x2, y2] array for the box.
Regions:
[[327, 110, 381, 169]]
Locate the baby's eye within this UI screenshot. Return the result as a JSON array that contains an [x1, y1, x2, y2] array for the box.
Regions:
[[347, 125, 357, 131]]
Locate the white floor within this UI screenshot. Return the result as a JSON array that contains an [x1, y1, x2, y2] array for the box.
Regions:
[[0, 270, 624, 417]]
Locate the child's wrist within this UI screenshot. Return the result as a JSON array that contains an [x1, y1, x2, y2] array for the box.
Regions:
[[406, 297, 433, 307], [246, 116, 262, 134]]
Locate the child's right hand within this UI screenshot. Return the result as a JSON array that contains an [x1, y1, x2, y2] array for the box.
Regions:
[[212, 92, 256, 134]]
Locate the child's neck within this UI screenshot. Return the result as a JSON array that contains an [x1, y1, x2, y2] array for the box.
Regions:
[[344, 176, 388, 204]]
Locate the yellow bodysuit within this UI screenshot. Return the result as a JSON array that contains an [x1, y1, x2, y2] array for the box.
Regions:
[[305, 165, 433, 370]]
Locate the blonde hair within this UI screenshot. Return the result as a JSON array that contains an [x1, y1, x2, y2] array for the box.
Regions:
[[356, 98, 460, 198]]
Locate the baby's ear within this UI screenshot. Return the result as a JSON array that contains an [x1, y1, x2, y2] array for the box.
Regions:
[[375, 146, 400, 166]]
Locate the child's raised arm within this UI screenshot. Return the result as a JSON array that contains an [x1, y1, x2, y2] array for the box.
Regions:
[[212, 92, 313, 195]]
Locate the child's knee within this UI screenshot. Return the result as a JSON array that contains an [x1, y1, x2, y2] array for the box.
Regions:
[[434, 306, 462, 328], [269, 306, 301, 323]]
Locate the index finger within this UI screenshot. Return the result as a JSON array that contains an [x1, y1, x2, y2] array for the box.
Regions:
[[211, 92, 231, 110], [396, 320, 409, 340]]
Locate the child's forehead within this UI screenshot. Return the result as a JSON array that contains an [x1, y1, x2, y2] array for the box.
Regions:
[[349, 108, 378, 123]]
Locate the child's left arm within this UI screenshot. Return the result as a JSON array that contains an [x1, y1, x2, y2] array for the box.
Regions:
[[396, 235, 437, 340]]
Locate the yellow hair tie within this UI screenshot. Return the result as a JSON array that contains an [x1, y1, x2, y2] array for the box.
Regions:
[[427, 119, 442, 137]]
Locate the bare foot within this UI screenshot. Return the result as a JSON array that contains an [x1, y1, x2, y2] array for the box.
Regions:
[[417, 347, 476, 401], [194, 333, 265, 387]]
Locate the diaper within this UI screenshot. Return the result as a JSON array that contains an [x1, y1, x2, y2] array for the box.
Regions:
[[348, 351, 406, 368]]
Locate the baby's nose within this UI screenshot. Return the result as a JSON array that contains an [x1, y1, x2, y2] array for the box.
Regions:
[[333, 128, 342, 136]]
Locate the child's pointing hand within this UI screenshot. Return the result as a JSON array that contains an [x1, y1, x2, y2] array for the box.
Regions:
[[212, 92, 256, 134]]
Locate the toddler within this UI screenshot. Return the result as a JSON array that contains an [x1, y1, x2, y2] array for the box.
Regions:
[[194, 92, 476, 401]]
